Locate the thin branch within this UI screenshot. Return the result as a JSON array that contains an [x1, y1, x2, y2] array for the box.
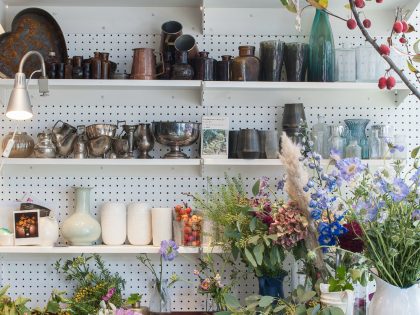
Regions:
[[348, 0, 420, 100]]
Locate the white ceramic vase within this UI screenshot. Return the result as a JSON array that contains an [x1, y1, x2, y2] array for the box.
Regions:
[[101, 202, 126, 245], [39, 212, 59, 246], [61, 187, 101, 246], [320, 283, 354, 315], [368, 275, 420, 315], [151, 207, 172, 246], [127, 203, 152, 245]]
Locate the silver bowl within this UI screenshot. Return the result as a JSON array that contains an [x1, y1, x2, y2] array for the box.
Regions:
[[152, 121, 200, 158], [86, 124, 117, 140]]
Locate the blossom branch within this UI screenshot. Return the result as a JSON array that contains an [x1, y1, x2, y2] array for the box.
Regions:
[[348, 0, 420, 100]]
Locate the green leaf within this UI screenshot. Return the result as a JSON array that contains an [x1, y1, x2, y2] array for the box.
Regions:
[[258, 296, 274, 307], [248, 235, 260, 245], [253, 243, 265, 266], [329, 307, 346, 315], [407, 60, 419, 72], [244, 248, 258, 268], [46, 301, 60, 313], [245, 295, 261, 302], [280, 0, 298, 13], [249, 217, 257, 232], [252, 180, 260, 196], [224, 294, 242, 310], [267, 234, 278, 241], [296, 305, 308, 315], [273, 305, 287, 312], [300, 291, 316, 303], [0, 286, 10, 298], [411, 146, 420, 159]]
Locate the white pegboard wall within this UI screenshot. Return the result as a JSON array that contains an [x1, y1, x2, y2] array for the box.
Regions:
[[0, 4, 419, 310]]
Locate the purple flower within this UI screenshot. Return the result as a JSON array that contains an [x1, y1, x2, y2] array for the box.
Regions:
[[410, 168, 420, 183], [389, 178, 409, 202], [276, 177, 285, 191], [159, 240, 179, 261], [310, 209, 322, 220], [102, 287, 116, 302], [412, 210, 420, 221], [336, 158, 366, 182], [258, 176, 269, 194], [330, 148, 342, 161], [354, 199, 384, 222], [116, 309, 141, 315]]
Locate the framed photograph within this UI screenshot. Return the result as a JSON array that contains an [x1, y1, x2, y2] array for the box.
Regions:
[[201, 116, 229, 159], [13, 210, 40, 245]]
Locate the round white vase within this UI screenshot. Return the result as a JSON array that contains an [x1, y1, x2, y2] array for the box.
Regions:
[[39, 213, 59, 246], [127, 203, 152, 245], [368, 275, 420, 315], [320, 283, 354, 315], [61, 187, 101, 246], [151, 207, 172, 246], [101, 202, 126, 245]]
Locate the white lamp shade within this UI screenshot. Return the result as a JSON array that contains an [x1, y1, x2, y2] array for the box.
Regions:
[[6, 73, 33, 120]]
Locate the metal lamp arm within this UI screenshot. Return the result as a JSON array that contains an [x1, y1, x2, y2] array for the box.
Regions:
[[18, 50, 47, 78]]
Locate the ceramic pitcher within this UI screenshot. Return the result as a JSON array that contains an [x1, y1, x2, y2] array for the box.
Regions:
[[320, 283, 354, 315]]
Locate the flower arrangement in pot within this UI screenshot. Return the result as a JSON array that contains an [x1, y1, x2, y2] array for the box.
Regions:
[[194, 176, 309, 298], [280, 123, 420, 315]]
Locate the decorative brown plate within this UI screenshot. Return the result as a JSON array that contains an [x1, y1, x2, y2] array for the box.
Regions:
[[0, 7, 68, 78]]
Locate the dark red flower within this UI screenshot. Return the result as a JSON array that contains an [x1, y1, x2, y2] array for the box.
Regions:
[[338, 221, 364, 253]]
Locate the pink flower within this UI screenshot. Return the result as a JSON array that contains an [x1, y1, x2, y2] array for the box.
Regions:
[[193, 269, 200, 276], [200, 278, 210, 291], [102, 287, 116, 302]]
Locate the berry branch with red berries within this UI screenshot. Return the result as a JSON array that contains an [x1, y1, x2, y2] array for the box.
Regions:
[[347, 0, 419, 100]]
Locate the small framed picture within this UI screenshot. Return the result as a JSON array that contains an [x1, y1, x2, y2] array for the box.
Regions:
[[13, 210, 40, 245], [201, 116, 229, 159]]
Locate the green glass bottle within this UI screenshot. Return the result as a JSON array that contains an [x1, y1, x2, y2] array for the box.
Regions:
[[308, 9, 336, 82]]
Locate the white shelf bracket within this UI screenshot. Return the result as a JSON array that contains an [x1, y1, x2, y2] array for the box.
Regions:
[[200, 158, 205, 177]]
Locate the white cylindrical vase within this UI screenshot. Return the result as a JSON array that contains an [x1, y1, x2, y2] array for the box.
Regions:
[[151, 207, 172, 246], [127, 203, 152, 245], [101, 202, 127, 245]]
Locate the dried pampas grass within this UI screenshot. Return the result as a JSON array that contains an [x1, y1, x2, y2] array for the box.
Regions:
[[280, 133, 327, 280]]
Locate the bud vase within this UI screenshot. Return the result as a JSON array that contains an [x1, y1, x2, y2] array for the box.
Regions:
[[257, 275, 285, 298], [61, 187, 101, 245], [368, 275, 420, 315], [150, 279, 171, 314], [308, 9, 335, 82]]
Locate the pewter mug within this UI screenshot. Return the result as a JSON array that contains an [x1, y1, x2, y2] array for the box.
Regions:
[[136, 123, 154, 159], [237, 129, 261, 159], [51, 120, 77, 157], [112, 138, 129, 158], [73, 126, 88, 159]]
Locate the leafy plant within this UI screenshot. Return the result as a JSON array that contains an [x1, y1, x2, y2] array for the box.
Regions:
[[55, 254, 125, 315], [0, 285, 31, 315], [219, 285, 344, 315], [125, 293, 142, 307], [327, 265, 354, 292], [31, 290, 72, 314]]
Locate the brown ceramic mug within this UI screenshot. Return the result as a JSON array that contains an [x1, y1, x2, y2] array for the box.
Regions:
[[130, 48, 164, 80], [160, 20, 183, 56], [174, 35, 199, 61]]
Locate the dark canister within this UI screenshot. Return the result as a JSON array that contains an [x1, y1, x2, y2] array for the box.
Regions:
[[284, 43, 309, 82], [237, 129, 261, 159], [232, 46, 260, 81], [193, 51, 214, 81], [216, 55, 233, 81], [56, 63, 65, 79], [282, 103, 306, 144], [45, 51, 58, 79], [171, 50, 194, 80], [260, 40, 285, 81], [100, 52, 111, 79], [91, 52, 102, 79], [72, 56, 83, 79], [228, 130, 239, 158], [258, 130, 267, 159], [64, 58, 73, 79], [83, 61, 91, 79]]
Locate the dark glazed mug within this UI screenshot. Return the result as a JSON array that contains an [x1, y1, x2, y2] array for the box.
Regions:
[[237, 129, 261, 159], [284, 43, 309, 82]]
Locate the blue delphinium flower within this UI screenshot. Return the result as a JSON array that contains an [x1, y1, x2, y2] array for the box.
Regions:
[[311, 209, 322, 220], [410, 168, 420, 183], [330, 221, 348, 236], [389, 178, 410, 202], [276, 176, 286, 191], [159, 240, 179, 261], [336, 158, 366, 182]]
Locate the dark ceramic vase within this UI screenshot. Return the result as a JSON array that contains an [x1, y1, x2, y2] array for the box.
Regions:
[[237, 129, 261, 159], [258, 275, 285, 298], [232, 46, 260, 81], [216, 55, 233, 81], [260, 40, 285, 81], [282, 103, 306, 144], [171, 51, 194, 80], [284, 43, 309, 82], [228, 130, 239, 158], [193, 51, 214, 80]]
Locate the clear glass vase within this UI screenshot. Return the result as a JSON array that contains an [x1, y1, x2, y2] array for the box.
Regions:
[[149, 279, 171, 314]]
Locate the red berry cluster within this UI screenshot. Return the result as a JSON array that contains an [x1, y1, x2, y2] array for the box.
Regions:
[[378, 76, 396, 90], [347, 1, 371, 30]]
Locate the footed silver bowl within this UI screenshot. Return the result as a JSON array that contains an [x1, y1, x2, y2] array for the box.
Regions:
[[152, 121, 200, 159]]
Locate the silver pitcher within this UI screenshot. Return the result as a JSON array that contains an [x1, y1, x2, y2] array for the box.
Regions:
[[73, 126, 88, 159], [136, 123, 154, 159], [34, 132, 56, 158], [51, 120, 77, 157]]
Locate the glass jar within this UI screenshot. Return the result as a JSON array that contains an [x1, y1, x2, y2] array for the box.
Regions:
[[328, 126, 346, 159], [34, 132, 56, 158], [344, 119, 370, 159], [181, 213, 203, 246], [91, 51, 102, 79], [377, 125, 394, 159], [308, 9, 336, 82], [193, 51, 214, 81], [232, 46, 260, 81], [335, 44, 356, 82], [311, 130, 324, 156], [216, 55, 233, 81], [312, 115, 329, 158], [356, 43, 377, 82], [171, 50, 194, 80], [72, 56, 83, 79], [393, 134, 407, 160], [368, 129, 381, 159], [346, 140, 362, 158], [64, 58, 73, 79]]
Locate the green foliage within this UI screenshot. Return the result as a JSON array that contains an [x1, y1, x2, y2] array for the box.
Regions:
[[126, 293, 142, 306], [327, 265, 354, 292], [0, 285, 31, 315], [219, 285, 344, 315], [32, 290, 72, 314], [54, 254, 125, 315]]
